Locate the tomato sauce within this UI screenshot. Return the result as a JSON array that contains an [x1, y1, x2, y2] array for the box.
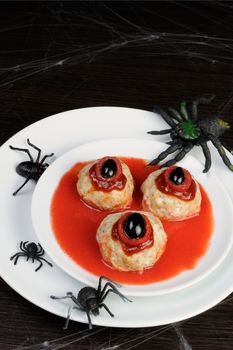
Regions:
[[89, 163, 127, 192], [111, 214, 154, 256], [156, 172, 196, 201], [51, 158, 214, 285]]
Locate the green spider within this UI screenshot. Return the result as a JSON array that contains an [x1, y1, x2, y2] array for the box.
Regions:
[[148, 95, 233, 173]]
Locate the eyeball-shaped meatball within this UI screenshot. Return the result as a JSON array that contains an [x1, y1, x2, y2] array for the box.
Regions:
[[141, 166, 201, 221], [77, 157, 134, 211], [96, 211, 167, 272]]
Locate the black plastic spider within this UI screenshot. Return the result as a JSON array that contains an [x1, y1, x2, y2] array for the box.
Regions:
[[9, 139, 54, 195], [10, 241, 53, 272], [50, 276, 132, 330], [148, 95, 233, 173]]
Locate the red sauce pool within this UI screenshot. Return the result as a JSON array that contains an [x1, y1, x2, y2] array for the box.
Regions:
[[51, 158, 214, 285]]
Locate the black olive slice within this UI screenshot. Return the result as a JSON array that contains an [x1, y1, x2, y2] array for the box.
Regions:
[[169, 167, 185, 185], [123, 213, 146, 239], [100, 159, 117, 178]]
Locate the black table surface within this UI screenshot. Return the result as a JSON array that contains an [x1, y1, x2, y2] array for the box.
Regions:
[[1, 2, 233, 349]]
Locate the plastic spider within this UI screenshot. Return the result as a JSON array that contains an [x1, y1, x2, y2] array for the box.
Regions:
[[50, 276, 132, 330], [10, 241, 53, 272], [147, 95, 233, 173], [9, 139, 54, 195]]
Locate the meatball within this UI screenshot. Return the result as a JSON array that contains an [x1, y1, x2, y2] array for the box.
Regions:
[[141, 166, 201, 221], [96, 211, 167, 272], [77, 157, 134, 211]]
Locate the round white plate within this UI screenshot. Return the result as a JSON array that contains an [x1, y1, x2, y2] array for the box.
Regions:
[[1, 106, 233, 327], [32, 138, 233, 297]]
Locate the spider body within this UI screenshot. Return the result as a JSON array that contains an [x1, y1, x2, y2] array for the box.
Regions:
[[16, 161, 48, 181], [148, 96, 233, 173], [77, 287, 100, 316], [9, 138, 54, 195], [170, 118, 226, 142], [50, 276, 131, 329], [10, 241, 53, 272]]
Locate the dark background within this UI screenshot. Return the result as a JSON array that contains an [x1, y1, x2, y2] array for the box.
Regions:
[[0, 1, 233, 349]]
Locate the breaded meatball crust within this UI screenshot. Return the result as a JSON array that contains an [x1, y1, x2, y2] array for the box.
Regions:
[[96, 210, 167, 272], [141, 168, 201, 221], [77, 159, 134, 211]]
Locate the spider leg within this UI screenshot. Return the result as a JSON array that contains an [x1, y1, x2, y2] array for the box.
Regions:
[[50, 293, 84, 328], [167, 107, 183, 122], [99, 283, 131, 303], [199, 141, 212, 173], [50, 292, 74, 300], [86, 310, 93, 330], [165, 138, 182, 147], [34, 258, 42, 271], [160, 143, 194, 168], [153, 106, 177, 127], [35, 257, 53, 271], [27, 139, 41, 163], [147, 129, 172, 135], [191, 95, 215, 121], [22, 241, 29, 251], [38, 257, 53, 266], [180, 101, 189, 120], [58, 292, 83, 308], [97, 276, 121, 297], [13, 175, 32, 196], [10, 253, 25, 265], [9, 145, 33, 161], [37, 243, 44, 255], [37, 252, 45, 257], [40, 153, 54, 165], [63, 306, 81, 330], [221, 142, 233, 155], [99, 303, 114, 317], [10, 252, 21, 261], [63, 305, 73, 330], [100, 287, 132, 304], [209, 136, 233, 171], [148, 142, 183, 166], [20, 242, 28, 253]]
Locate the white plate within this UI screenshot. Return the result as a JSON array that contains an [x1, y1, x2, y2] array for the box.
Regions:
[[32, 138, 233, 297], [1, 106, 233, 327]]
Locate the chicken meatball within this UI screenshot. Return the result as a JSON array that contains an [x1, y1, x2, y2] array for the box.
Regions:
[[96, 211, 167, 272], [77, 157, 134, 211], [141, 166, 201, 221]]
